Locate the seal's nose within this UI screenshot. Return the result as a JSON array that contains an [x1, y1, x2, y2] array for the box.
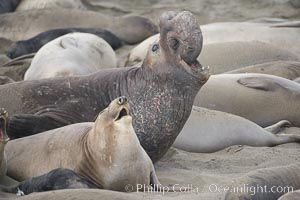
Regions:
[[117, 96, 128, 105]]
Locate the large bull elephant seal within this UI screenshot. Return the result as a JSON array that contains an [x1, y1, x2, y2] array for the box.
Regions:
[[0, 11, 209, 163], [24, 33, 117, 80], [7, 27, 122, 59], [0, 8, 158, 45], [173, 107, 300, 153], [194, 74, 300, 127], [225, 163, 300, 200], [6, 97, 170, 191]]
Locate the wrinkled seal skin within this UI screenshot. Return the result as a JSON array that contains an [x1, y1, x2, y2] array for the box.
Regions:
[[225, 163, 300, 200], [0, 11, 209, 163], [1, 168, 97, 195], [0, 0, 21, 14], [7, 28, 123, 59]]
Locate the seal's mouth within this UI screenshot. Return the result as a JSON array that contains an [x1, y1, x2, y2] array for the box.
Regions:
[[0, 109, 9, 142], [115, 107, 130, 121], [181, 58, 210, 82]]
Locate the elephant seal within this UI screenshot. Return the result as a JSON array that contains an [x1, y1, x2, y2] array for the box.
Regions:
[[7, 28, 122, 59], [226, 61, 300, 80], [0, 8, 158, 45], [24, 33, 117, 80], [125, 34, 299, 73], [173, 107, 300, 153], [194, 74, 300, 127], [279, 190, 300, 200], [0, 0, 21, 14], [1, 168, 97, 195], [0, 76, 14, 85], [293, 77, 300, 83], [0, 11, 208, 162], [6, 97, 169, 191], [0, 108, 9, 180], [225, 163, 300, 200]]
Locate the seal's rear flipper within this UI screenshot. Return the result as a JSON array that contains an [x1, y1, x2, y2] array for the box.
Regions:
[[237, 77, 276, 91], [8, 114, 70, 139], [264, 120, 291, 134]]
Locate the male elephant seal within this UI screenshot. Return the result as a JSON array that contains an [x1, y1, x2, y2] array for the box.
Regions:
[[0, 108, 9, 180], [279, 190, 300, 200], [7, 28, 122, 59], [0, 8, 158, 45], [0, 0, 21, 14], [194, 74, 300, 127], [6, 97, 169, 191], [1, 168, 97, 195], [173, 107, 300, 153], [0, 11, 209, 162], [24, 33, 117, 80], [226, 61, 300, 80], [225, 163, 300, 200]]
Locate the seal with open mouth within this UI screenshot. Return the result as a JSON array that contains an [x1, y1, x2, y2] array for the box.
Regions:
[[6, 97, 172, 192], [0, 11, 209, 162]]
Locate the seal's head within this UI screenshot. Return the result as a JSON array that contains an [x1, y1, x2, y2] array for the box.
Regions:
[[0, 108, 9, 146], [143, 11, 209, 83], [95, 96, 132, 134]]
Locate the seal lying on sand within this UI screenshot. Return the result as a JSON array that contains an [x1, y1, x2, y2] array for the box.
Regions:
[[173, 107, 300, 153], [0, 8, 158, 45], [6, 97, 171, 191], [226, 61, 300, 80], [0, 11, 209, 162], [194, 74, 300, 127], [1, 168, 97, 195], [225, 163, 300, 200], [24, 33, 117, 80], [0, 108, 9, 180], [7, 27, 122, 59]]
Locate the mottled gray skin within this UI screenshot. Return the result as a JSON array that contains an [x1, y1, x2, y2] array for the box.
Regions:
[[0, 0, 21, 14], [0, 11, 209, 163], [7, 28, 122, 59], [1, 168, 97, 195], [226, 61, 300, 80], [0, 8, 158, 45], [225, 163, 300, 200], [279, 190, 300, 200]]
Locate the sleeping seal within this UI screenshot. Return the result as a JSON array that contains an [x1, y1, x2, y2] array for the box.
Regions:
[[0, 11, 208, 162], [7, 27, 122, 59], [194, 74, 300, 127], [173, 107, 300, 153], [24, 32, 117, 80], [6, 97, 170, 191]]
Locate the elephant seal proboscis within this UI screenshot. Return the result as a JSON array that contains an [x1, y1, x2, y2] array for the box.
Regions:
[[225, 163, 300, 200], [6, 97, 177, 191], [0, 108, 9, 180], [0, 8, 158, 45], [1, 168, 97, 195], [0, 11, 209, 162], [173, 107, 300, 153], [194, 73, 300, 127], [24, 32, 117, 80], [7, 27, 122, 59]]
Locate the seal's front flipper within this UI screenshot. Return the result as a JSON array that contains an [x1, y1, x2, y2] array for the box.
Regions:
[[237, 77, 277, 91], [8, 114, 70, 139], [264, 120, 291, 134], [150, 171, 189, 192]]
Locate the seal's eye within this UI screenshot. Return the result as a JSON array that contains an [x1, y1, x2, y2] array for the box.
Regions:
[[170, 38, 179, 50], [152, 44, 159, 52], [117, 97, 127, 105]]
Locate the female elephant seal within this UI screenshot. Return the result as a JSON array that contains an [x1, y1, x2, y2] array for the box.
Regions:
[[173, 107, 300, 153], [0, 108, 9, 180], [24, 32, 117, 80], [225, 163, 300, 200], [7, 27, 122, 59], [194, 73, 300, 127], [6, 97, 165, 191], [0, 8, 158, 45], [0, 11, 209, 162]]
